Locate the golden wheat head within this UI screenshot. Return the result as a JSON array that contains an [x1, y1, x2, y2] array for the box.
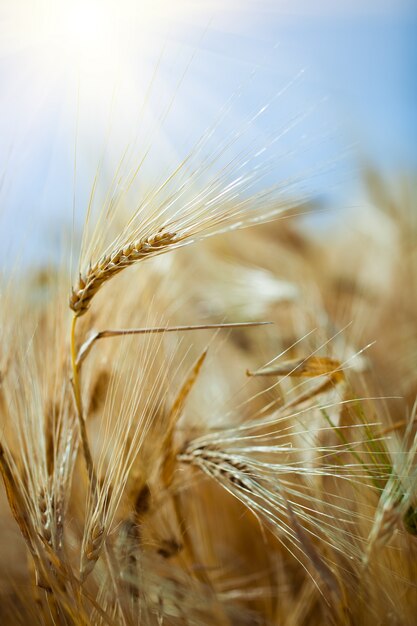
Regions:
[[70, 231, 178, 316]]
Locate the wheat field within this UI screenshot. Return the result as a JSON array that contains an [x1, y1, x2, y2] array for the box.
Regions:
[[0, 3, 416, 624], [0, 162, 416, 625]]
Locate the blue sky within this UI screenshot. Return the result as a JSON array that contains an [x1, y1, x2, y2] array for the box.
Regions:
[[0, 1, 415, 262]]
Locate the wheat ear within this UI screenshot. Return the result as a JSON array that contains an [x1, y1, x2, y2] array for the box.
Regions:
[[70, 231, 178, 317]]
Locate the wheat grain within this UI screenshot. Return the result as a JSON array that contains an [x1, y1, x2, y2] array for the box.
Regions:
[[81, 520, 105, 582], [70, 231, 178, 316]]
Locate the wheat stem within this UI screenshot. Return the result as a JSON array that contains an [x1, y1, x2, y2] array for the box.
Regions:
[[70, 316, 97, 492]]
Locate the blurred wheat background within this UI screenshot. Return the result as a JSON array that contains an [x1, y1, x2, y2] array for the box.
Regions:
[[0, 1, 416, 625]]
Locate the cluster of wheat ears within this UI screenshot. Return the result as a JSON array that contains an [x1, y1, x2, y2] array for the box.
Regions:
[[0, 126, 416, 626]]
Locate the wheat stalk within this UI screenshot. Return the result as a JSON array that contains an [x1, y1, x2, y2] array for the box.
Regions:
[[69, 218, 271, 501]]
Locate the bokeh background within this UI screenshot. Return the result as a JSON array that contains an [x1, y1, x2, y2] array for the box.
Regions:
[[0, 0, 415, 265]]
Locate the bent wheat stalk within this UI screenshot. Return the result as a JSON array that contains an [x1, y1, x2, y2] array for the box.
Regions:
[[70, 317, 270, 492], [70, 231, 181, 491], [77, 321, 271, 367]]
